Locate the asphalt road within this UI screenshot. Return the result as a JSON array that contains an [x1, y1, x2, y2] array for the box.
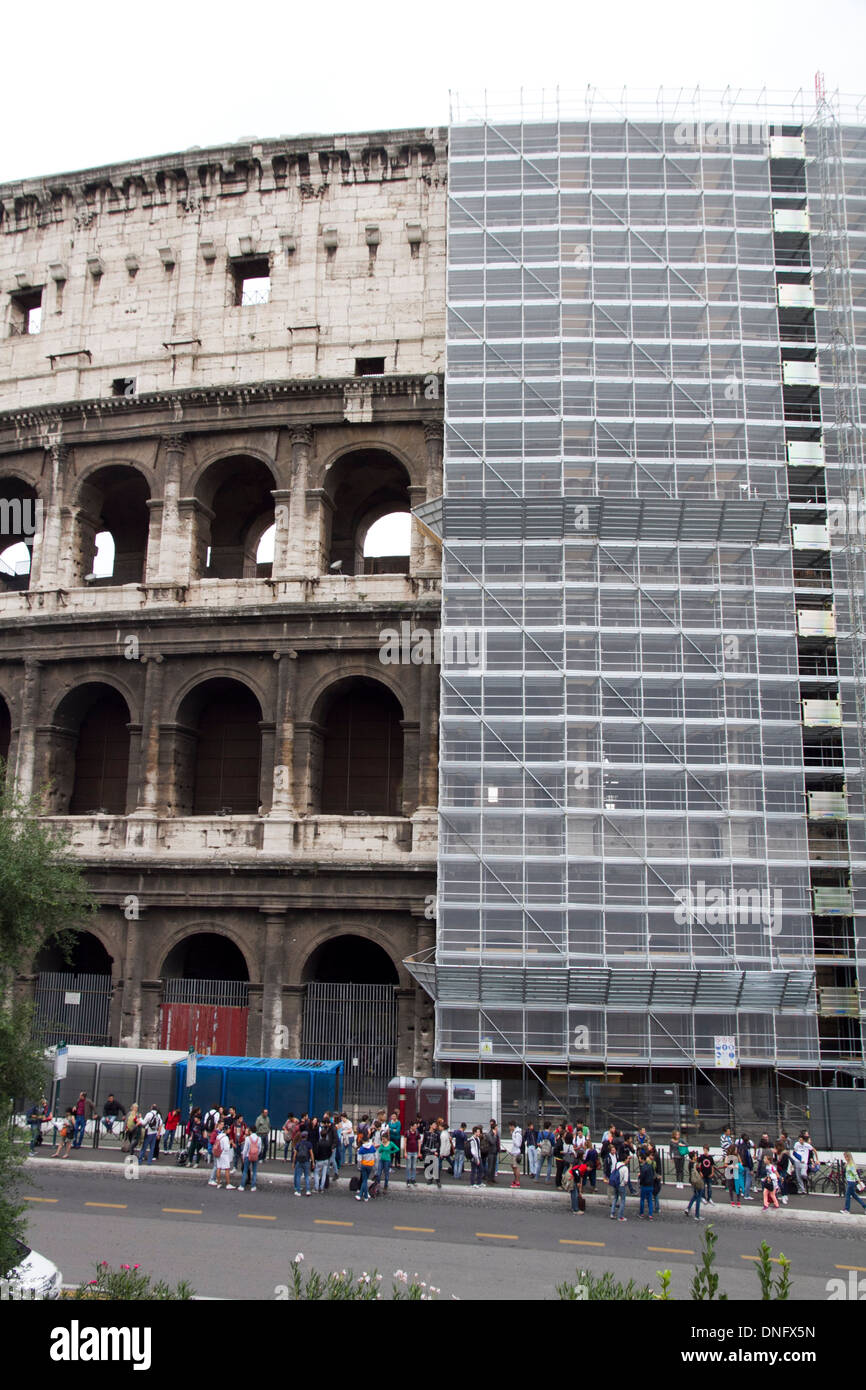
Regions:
[[20, 1160, 866, 1302]]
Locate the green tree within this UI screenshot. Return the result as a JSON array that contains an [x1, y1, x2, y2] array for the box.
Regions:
[[0, 765, 94, 1276]]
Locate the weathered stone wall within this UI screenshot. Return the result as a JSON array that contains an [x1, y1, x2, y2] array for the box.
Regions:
[[0, 130, 447, 409], [0, 128, 445, 1080]]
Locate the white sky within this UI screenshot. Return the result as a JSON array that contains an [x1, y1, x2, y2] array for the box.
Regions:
[[3, 0, 864, 182]]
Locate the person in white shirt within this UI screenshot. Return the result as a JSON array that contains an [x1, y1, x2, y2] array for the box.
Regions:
[[792, 1132, 814, 1195], [508, 1123, 523, 1188], [208, 1123, 235, 1190]]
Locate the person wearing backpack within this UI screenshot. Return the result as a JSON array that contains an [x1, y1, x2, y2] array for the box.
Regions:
[[537, 1125, 555, 1181], [356, 1134, 376, 1201], [313, 1122, 333, 1192], [209, 1122, 235, 1190], [638, 1154, 656, 1219], [293, 1130, 313, 1196], [685, 1152, 705, 1220], [584, 1142, 599, 1191], [239, 1128, 262, 1191], [609, 1155, 629, 1221], [485, 1120, 500, 1185], [138, 1104, 162, 1166]]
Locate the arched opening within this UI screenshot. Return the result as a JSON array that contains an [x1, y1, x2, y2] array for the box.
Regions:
[[0, 477, 39, 592], [301, 934, 400, 1108], [362, 511, 412, 574], [314, 677, 404, 815], [76, 466, 150, 586], [32, 930, 114, 1047], [194, 456, 276, 579], [162, 932, 250, 982], [174, 678, 263, 815], [52, 683, 132, 815], [324, 449, 411, 576], [0, 694, 10, 777], [159, 931, 250, 1053], [303, 934, 400, 985]]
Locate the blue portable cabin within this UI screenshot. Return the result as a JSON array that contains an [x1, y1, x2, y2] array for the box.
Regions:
[[176, 1056, 343, 1123]]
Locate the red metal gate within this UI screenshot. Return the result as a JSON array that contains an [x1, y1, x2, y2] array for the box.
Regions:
[[159, 1003, 248, 1055]]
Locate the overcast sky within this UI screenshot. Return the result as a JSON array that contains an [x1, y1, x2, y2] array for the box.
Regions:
[[2, 0, 864, 182]]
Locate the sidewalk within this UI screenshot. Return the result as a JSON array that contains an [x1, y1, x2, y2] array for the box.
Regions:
[[25, 1148, 863, 1226]]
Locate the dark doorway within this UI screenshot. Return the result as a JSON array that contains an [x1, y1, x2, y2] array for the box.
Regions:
[[302, 935, 399, 1108], [319, 680, 403, 815], [69, 688, 131, 814]]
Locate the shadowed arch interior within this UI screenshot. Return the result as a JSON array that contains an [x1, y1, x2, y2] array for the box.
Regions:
[[316, 677, 403, 815], [54, 683, 132, 814], [77, 465, 150, 585], [303, 934, 399, 984], [194, 455, 276, 579], [0, 694, 10, 772], [175, 678, 263, 815], [0, 476, 39, 592], [34, 931, 114, 974], [324, 449, 411, 575], [161, 932, 250, 981]]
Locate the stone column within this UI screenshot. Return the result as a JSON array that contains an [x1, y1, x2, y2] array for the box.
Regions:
[[400, 719, 420, 817], [13, 658, 41, 799], [270, 650, 297, 812], [421, 422, 444, 573], [293, 719, 325, 813], [285, 426, 314, 573], [305, 489, 334, 574], [270, 489, 292, 580], [408, 485, 427, 576], [258, 721, 276, 813], [416, 663, 439, 812], [396, 988, 416, 1075], [259, 907, 288, 1055], [154, 434, 187, 583], [283, 984, 305, 1056], [132, 654, 165, 814], [120, 913, 146, 1048], [31, 442, 68, 590]]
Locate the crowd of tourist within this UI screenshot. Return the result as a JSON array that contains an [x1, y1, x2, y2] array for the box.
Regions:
[[27, 1093, 864, 1217]]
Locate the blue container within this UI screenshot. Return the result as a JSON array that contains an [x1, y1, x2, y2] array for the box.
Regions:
[[176, 1056, 343, 1123]]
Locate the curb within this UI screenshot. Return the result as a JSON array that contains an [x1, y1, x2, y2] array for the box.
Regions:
[[25, 1156, 860, 1225]]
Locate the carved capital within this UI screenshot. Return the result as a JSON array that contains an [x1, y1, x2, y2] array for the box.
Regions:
[[287, 425, 314, 450], [161, 433, 188, 455]]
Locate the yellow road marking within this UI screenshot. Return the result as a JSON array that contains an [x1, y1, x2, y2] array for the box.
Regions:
[[23, 1196, 57, 1203], [394, 1226, 435, 1233], [836, 1264, 866, 1272], [741, 1254, 782, 1264], [315, 1219, 354, 1227], [475, 1232, 518, 1240], [648, 1246, 694, 1255], [162, 1208, 202, 1215], [85, 1202, 127, 1209], [560, 1239, 605, 1247], [238, 1213, 276, 1221]]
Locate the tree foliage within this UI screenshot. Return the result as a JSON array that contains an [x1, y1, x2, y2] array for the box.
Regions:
[[0, 764, 95, 1276]]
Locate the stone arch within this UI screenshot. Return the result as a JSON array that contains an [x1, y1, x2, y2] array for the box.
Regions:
[[50, 681, 135, 814], [300, 926, 405, 986], [153, 921, 257, 983], [34, 928, 115, 975], [160, 930, 252, 982], [0, 473, 41, 592], [321, 447, 412, 576], [173, 677, 264, 815], [309, 675, 404, 815], [70, 463, 152, 586], [191, 453, 278, 579]]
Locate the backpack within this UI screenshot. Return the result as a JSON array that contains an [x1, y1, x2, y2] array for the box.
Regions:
[[248, 1135, 260, 1162], [639, 1161, 654, 1187], [562, 1168, 575, 1192], [609, 1164, 621, 1189], [145, 1110, 160, 1134], [540, 1137, 553, 1157], [205, 1112, 217, 1134], [211, 1132, 224, 1157], [480, 1133, 490, 1157]]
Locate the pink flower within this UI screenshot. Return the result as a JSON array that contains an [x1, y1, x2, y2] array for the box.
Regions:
[[133, 1265, 140, 1270]]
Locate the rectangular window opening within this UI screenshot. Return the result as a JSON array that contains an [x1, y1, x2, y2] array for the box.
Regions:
[[10, 288, 43, 336], [232, 256, 271, 306], [355, 356, 386, 376]]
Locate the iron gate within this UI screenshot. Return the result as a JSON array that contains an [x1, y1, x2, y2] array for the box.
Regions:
[[33, 972, 112, 1046], [301, 982, 397, 1111], [160, 978, 249, 1055]]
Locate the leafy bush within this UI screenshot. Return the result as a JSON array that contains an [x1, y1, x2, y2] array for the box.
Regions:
[[557, 1268, 656, 1301], [74, 1262, 195, 1300]]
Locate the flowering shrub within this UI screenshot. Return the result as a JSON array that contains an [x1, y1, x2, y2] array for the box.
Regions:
[[73, 1261, 195, 1301], [280, 1254, 446, 1301]]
